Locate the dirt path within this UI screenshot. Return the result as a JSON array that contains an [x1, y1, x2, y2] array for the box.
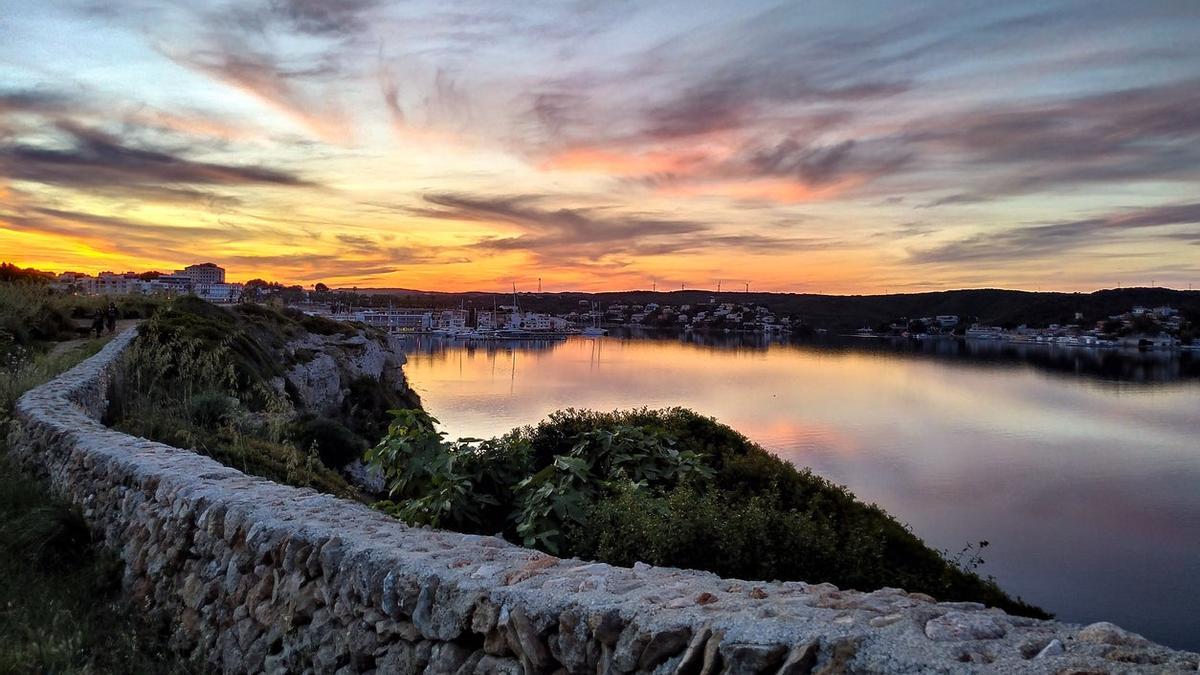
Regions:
[[48, 320, 140, 358]]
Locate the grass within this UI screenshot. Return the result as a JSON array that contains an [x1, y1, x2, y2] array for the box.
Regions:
[[109, 321, 358, 498], [0, 338, 107, 415], [107, 296, 421, 498], [0, 306, 201, 673], [0, 283, 162, 348], [0, 453, 207, 674]]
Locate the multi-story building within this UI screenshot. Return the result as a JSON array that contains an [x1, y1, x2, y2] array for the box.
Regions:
[[176, 263, 225, 286]]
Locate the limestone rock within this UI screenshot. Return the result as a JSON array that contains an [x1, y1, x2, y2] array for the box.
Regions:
[[924, 611, 1008, 641], [1077, 621, 1150, 646]]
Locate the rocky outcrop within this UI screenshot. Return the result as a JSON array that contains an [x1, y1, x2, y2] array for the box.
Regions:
[[9, 327, 1199, 674], [280, 331, 407, 415]]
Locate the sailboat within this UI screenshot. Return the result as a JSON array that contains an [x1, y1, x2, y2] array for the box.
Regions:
[[582, 301, 607, 336]]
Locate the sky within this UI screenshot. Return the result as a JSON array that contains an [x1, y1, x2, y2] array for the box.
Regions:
[[0, 0, 1198, 293]]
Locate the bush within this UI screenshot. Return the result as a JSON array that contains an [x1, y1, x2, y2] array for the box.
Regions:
[[367, 407, 1049, 618], [3, 503, 93, 572], [109, 302, 350, 496], [188, 391, 236, 427], [291, 416, 368, 469], [0, 284, 78, 346]]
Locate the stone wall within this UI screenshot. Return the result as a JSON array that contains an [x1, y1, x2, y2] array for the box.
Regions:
[[9, 328, 1198, 674]]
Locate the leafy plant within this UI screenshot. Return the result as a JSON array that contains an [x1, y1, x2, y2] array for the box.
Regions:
[[367, 409, 500, 528], [366, 406, 1049, 618]]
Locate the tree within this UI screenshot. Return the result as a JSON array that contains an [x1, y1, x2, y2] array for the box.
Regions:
[[314, 282, 330, 293], [0, 263, 53, 283]]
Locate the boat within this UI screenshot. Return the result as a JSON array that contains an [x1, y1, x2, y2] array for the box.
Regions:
[[581, 302, 607, 336]]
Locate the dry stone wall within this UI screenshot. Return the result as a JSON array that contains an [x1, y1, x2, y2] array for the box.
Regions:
[[9, 328, 1199, 674]]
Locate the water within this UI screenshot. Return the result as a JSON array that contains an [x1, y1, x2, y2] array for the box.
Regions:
[[396, 332, 1200, 650]]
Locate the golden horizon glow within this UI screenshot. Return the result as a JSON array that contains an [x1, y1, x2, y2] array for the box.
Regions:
[[2, 2, 1199, 293]]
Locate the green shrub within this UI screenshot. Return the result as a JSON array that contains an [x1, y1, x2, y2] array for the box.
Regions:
[[367, 407, 1049, 618], [188, 391, 236, 427], [291, 416, 368, 469], [0, 284, 78, 346]]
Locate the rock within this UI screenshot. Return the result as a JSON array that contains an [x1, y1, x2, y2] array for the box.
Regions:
[[924, 611, 1008, 641], [695, 592, 719, 606], [425, 643, 472, 674], [639, 627, 692, 670], [815, 638, 859, 674], [1035, 639, 1065, 659], [869, 613, 904, 628], [1077, 621, 1150, 646], [473, 655, 523, 675], [698, 630, 724, 675], [506, 607, 553, 673], [552, 610, 592, 673], [613, 625, 650, 673], [672, 626, 712, 674], [776, 641, 819, 675], [591, 610, 625, 645], [719, 643, 786, 674]]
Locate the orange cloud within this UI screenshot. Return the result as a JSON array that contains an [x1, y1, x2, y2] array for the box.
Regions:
[[539, 146, 718, 176]]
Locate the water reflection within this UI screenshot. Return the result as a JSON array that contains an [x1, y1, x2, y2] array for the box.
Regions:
[[396, 334, 1200, 650], [611, 328, 1200, 384]]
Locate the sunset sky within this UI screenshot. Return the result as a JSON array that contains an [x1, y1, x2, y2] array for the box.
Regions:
[[1, 0, 1198, 292]]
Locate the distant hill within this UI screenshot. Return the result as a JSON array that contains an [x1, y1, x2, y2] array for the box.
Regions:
[[336, 287, 1200, 330]]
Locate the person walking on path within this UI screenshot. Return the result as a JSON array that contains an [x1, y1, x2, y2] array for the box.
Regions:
[[91, 309, 105, 338], [105, 302, 118, 335]]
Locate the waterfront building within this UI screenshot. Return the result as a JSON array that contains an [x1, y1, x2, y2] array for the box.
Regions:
[[351, 309, 432, 332]]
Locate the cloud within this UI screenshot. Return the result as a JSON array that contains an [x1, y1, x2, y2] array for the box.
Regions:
[[407, 192, 826, 262], [918, 193, 989, 209], [266, 0, 378, 36], [164, 42, 352, 143], [0, 89, 77, 116], [0, 204, 239, 260], [0, 122, 314, 202], [911, 201, 1200, 265], [738, 136, 912, 188], [898, 78, 1200, 200]]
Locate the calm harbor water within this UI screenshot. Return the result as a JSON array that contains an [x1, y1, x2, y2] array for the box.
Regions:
[[396, 332, 1200, 650]]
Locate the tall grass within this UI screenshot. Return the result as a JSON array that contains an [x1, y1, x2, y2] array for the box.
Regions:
[[110, 314, 356, 497], [0, 454, 208, 673], [0, 297, 202, 672], [0, 340, 106, 417], [0, 284, 162, 348]]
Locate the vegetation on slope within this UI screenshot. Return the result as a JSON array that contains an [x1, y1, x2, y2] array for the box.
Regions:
[[0, 281, 162, 348], [0, 302, 201, 673], [109, 297, 420, 497], [367, 407, 1049, 618], [0, 455, 207, 674]]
